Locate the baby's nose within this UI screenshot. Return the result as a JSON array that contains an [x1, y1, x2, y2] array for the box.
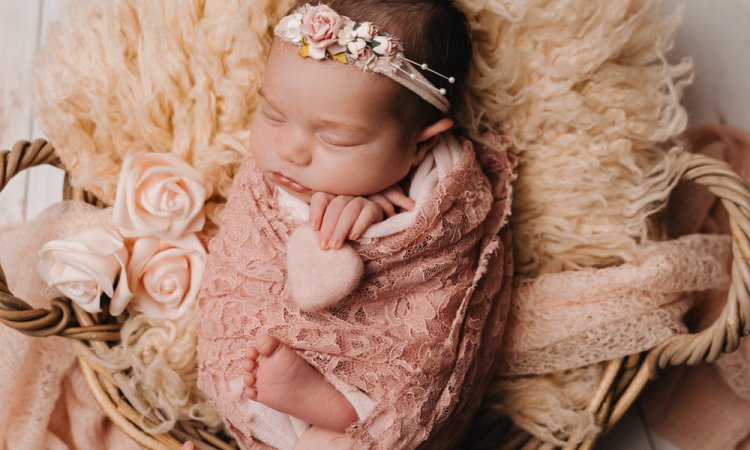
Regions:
[[278, 133, 312, 166]]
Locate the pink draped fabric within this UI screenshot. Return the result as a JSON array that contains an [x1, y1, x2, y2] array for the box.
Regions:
[[196, 133, 517, 449]]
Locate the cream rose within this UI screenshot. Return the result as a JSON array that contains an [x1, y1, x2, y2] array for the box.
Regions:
[[371, 35, 399, 59], [36, 227, 131, 314], [301, 4, 346, 59], [337, 22, 358, 46], [354, 22, 378, 40], [275, 8, 305, 43], [124, 234, 206, 319], [113, 152, 209, 239]]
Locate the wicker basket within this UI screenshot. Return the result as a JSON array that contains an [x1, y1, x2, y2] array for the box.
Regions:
[[2, 139, 750, 449]]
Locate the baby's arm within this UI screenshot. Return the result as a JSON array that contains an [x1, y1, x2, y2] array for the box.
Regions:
[[309, 186, 415, 249]]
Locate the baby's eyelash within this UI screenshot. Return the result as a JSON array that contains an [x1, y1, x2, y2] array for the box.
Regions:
[[319, 135, 361, 148], [261, 108, 286, 124]]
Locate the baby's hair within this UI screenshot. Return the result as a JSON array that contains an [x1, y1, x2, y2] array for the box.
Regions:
[[291, 0, 473, 133]]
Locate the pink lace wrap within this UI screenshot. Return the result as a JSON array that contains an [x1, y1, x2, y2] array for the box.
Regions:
[[196, 133, 517, 449]]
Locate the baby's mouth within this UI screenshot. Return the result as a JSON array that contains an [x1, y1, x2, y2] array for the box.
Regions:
[[270, 172, 313, 195]]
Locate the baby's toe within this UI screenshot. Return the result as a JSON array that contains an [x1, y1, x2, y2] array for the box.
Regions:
[[244, 373, 256, 388], [255, 334, 282, 357]]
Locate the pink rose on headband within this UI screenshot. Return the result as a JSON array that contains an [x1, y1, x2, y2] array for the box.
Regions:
[[301, 4, 348, 59], [113, 152, 209, 240], [37, 227, 131, 314], [372, 35, 399, 59], [123, 234, 206, 319], [347, 39, 378, 70]]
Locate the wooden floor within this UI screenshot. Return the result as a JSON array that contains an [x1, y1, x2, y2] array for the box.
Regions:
[[2, 1, 749, 449]]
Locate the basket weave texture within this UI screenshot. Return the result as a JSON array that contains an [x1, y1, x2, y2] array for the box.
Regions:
[[2, 139, 750, 449]]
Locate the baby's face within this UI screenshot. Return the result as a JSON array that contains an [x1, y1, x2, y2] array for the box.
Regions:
[[249, 40, 421, 202]]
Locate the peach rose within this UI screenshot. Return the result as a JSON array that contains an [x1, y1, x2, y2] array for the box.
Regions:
[[301, 4, 347, 59], [36, 227, 131, 314], [371, 35, 399, 59], [347, 39, 378, 70], [354, 22, 378, 41], [124, 234, 206, 319], [113, 153, 209, 239]]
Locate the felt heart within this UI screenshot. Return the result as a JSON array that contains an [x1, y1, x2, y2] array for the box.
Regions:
[[286, 226, 364, 312]]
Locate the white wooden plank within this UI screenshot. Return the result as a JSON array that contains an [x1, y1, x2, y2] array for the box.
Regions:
[[0, 0, 42, 227], [26, 0, 69, 220], [666, 0, 750, 129]]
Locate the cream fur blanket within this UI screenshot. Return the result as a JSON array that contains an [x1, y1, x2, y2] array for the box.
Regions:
[[29, 0, 694, 446]]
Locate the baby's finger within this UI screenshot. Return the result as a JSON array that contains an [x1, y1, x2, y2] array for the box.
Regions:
[[319, 196, 352, 248], [382, 187, 415, 211], [329, 199, 368, 249], [367, 194, 396, 217], [349, 202, 383, 241], [309, 192, 333, 230]]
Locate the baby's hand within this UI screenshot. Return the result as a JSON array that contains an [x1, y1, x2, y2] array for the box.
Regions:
[[366, 186, 416, 218], [309, 186, 415, 250]]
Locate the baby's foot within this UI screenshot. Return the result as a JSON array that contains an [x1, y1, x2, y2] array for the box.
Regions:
[[244, 335, 358, 432]]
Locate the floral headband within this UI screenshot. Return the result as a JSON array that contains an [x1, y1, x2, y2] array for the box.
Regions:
[[274, 3, 454, 113]]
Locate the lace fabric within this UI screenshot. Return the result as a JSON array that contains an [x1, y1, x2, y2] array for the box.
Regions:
[[499, 233, 732, 375], [196, 132, 517, 449]]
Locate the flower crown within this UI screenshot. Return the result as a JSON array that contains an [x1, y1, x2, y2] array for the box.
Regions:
[[274, 3, 453, 113]]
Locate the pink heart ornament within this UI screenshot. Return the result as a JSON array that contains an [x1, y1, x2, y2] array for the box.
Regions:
[[286, 226, 364, 312]]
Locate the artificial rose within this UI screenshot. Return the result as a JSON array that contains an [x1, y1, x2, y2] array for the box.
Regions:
[[371, 35, 399, 59], [337, 22, 358, 46], [124, 234, 206, 319], [354, 22, 378, 40], [275, 8, 305, 43], [36, 227, 131, 314], [113, 152, 209, 239], [347, 39, 378, 70], [301, 4, 346, 59]]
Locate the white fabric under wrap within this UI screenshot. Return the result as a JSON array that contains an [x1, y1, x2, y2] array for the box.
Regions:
[[227, 375, 375, 450]]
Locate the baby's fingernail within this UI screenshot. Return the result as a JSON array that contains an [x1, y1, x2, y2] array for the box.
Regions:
[[330, 239, 340, 249]]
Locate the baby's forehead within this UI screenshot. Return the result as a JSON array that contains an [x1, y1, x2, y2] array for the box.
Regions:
[[263, 40, 406, 117]]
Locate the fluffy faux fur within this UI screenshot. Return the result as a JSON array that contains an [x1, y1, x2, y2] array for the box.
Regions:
[[33, 0, 692, 445]]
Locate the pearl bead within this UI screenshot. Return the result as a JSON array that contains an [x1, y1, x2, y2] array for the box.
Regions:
[[421, 63, 428, 70], [439, 88, 447, 95], [410, 73, 416, 79], [448, 77, 455, 83]]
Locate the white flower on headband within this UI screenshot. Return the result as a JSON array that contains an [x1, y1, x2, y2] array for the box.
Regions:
[[276, 8, 306, 44], [371, 35, 398, 58], [354, 22, 379, 41], [338, 22, 357, 46]]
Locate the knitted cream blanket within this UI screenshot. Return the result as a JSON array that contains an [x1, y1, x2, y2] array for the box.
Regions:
[[196, 133, 516, 449]]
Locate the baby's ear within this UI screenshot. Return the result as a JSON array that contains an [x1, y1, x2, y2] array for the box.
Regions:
[[414, 118, 454, 165]]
